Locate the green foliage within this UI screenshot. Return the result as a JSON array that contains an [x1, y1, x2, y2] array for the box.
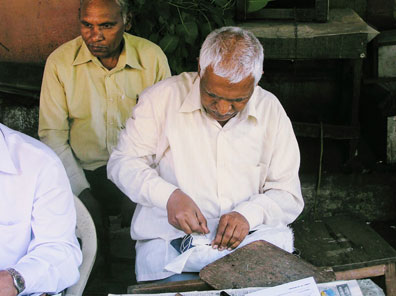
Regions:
[[129, 0, 236, 74], [247, 0, 274, 13]]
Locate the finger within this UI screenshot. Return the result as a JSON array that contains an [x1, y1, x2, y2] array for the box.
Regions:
[[178, 218, 193, 234], [219, 223, 236, 250], [229, 227, 249, 250], [226, 227, 241, 249], [212, 219, 227, 249], [196, 211, 209, 234], [229, 238, 242, 250], [187, 214, 205, 234], [227, 227, 245, 250]]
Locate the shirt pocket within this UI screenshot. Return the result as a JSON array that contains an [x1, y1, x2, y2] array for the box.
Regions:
[[230, 164, 262, 205], [258, 162, 269, 193], [118, 94, 137, 127]]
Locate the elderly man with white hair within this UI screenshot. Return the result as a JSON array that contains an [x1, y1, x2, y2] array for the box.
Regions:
[[108, 26, 304, 282]]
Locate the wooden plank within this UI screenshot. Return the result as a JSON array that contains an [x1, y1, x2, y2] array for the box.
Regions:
[[363, 77, 396, 84], [292, 122, 359, 140], [236, 0, 329, 22], [246, 9, 316, 22], [0, 62, 43, 92], [127, 279, 211, 294], [387, 117, 396, 164], [330, 0, 366, 20], [385, 262, 396, 296], [348, 59, 363, 156], [367, 0, 396, 30], [315, 0, 330, 22], [199, 240, 335, 290], [238, 9, 379, 59], [335, 265, 386, 280], [293, 216, 396, 272]]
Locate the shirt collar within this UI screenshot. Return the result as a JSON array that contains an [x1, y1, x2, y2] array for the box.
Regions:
[[0, 124, 18, 175], [179, 73, 202, 113], [73, 33, 143, 70], [239, 87, 259, 122], [179, 74, 259, 122]]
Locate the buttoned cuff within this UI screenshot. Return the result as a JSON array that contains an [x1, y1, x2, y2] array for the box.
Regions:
[[149, 181, 179, 210], [11, 263, 37, 296], [234, 193, 286, 230], [234, 199, 263, 231]]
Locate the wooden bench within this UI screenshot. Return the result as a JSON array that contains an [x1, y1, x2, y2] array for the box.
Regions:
[[128, 216, 396, 295], [293, 216, 396, 296]]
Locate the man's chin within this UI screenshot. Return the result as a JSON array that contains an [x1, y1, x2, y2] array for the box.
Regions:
[[88, 47, 108, 57], [211, 113, 236, 122]]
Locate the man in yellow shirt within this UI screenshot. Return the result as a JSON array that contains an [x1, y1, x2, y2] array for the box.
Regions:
[[38, 0, 171, 274]]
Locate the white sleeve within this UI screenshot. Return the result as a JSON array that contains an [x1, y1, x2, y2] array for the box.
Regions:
[[13, 157, 82, 295], [107, 93, 178, 210]]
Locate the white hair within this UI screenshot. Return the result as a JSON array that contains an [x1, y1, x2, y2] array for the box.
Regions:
[[80, 0, 130, 24], [199, 26, 264, 85]]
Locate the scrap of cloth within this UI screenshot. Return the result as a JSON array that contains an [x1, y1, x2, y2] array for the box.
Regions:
[[164, 221, 294, 274]]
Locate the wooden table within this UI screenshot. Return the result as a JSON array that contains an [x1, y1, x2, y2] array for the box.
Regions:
[[293, 216, 396, 296]]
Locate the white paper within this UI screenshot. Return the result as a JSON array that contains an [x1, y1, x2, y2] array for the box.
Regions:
[[109, 278, 378, 296], [317, 280, 364, 296], [246, 277, 320, 296]]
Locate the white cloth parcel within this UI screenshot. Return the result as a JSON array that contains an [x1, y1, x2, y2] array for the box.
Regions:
[[0, 123, 82, 295], [164, 220, 294, 274], [108, 72, 304, 281]]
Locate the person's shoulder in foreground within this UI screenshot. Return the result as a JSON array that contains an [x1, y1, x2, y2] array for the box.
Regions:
[[0, 123, 82, 296]]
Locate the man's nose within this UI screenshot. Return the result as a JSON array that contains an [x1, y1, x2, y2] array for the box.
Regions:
[[216, 99, 232, 115], [91, 27, 104, 42]]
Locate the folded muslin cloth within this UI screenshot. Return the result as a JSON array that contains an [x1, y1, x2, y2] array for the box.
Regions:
[[165, 221, 294, 273]]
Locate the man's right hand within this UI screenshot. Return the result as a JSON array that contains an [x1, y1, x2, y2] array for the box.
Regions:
[[166, 189, 209, 235]]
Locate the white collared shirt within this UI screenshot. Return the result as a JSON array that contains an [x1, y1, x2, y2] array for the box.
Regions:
[[108, 72, 304, 281], [0, 123, 82, 295]]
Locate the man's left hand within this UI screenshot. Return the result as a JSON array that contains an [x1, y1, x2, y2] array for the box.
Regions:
[[211, 211, 249, 251], [0, 270, 17, 296]]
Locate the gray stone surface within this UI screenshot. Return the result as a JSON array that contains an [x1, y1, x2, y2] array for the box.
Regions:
[[0, 99, 39, 138]]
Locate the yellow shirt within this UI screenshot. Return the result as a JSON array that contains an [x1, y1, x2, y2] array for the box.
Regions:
[[39, 33, 171, 195]]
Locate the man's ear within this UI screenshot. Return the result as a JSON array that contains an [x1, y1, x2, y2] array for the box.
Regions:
[[256, 71, 264, 86], [125, 11, 132, 31]]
